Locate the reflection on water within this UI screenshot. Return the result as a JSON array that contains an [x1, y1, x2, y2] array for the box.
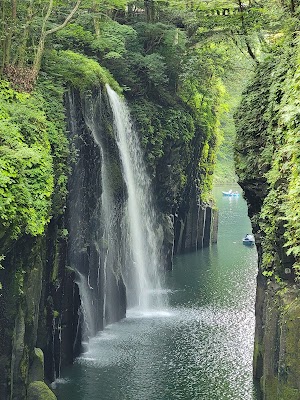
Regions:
[[55, 186, 258, 400]]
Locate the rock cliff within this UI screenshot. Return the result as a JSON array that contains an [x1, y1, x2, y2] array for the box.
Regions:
[[235, 37, 300, 399]]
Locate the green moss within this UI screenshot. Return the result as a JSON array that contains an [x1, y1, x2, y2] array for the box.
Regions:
[[20, 345, 29, 382], [263, 375, 279, 400], [278, 384, 300, 400], [281, 297, 300, 385], [0, 81, 54, 239], [106, 159, 124, 198], [258, 286, 300, 399], [27, 381, 57, 400], [50, 235, 60, 283], [253, 340, 263, 377], [34, 348, 44, 365], [43, 50, 122, 93]]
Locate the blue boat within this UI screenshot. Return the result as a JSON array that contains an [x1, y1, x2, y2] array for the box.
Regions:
[[243, 234, 255, 246], [222, 190, 239, 197]]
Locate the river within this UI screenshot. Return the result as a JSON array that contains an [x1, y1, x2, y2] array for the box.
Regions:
[[55, 186, 258, 400]]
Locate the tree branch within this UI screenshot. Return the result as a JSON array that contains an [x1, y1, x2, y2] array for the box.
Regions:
[[237, 0, 259, 63], [45, 0, 81, 36], [42, 0, 54, 32], [32, 0, 81, 77]]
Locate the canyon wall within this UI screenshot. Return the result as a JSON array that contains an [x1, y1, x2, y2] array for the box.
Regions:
[[235, 38, 300, 400]]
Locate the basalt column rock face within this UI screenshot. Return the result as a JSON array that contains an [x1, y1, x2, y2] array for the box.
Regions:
[[238, 121, 300, 400], [252, 274, 300, 400], [0, 237, 46, 400], [37, 219, 81, 384], [171, 165, 218, 255], [0, 226, 78, 400], [174, 198, 218, 254]]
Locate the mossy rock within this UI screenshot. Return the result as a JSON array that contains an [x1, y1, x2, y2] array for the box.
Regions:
[[280, 295, 300, 393], [279, 384, 300, 400], [263, 375, 278, 400], [27, 381, 57, 400], [28, 348, 44, 383]]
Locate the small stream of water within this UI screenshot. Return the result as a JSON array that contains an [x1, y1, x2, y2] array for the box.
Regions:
[[56, 186, 258, 400]]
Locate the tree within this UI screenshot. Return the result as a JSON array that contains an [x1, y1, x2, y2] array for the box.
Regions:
[[0, 0, 83, 88], [33, 0, 82, 75]]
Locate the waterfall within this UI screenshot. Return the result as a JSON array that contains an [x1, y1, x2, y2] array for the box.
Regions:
[[66, 85, 166, 347], [106, 85, 166, 311], [66, 90, 126, 343]]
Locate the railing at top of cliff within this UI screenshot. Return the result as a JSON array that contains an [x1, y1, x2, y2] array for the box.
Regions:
[[125, 1, 251, 19]]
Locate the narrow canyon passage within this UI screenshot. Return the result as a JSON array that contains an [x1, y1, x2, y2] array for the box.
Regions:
[[55, 187, 258, 400]]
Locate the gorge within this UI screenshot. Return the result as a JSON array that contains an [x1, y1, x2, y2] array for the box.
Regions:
[[1, 1, 300, 400]]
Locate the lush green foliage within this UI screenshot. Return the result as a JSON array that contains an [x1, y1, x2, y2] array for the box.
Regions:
[[214, 54, 252, 184], [0, 81, 53, 238], [43, 50, 121, 92], [0, 79, 68, 240], [35, 78, 70, 217], [270, 40, 300, 275], [235, 33, 300, 280]]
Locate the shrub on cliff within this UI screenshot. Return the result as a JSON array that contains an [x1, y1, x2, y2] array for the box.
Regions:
[[0, 79, 69, 241], [0, 81, 54, 239]]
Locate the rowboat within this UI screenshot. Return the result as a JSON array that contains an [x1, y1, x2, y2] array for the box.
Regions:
[[222, 190, 239, 197], [243, 234, 255, 246]]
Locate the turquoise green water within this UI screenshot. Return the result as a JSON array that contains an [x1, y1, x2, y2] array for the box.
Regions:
[[55, 187, 258, 400]]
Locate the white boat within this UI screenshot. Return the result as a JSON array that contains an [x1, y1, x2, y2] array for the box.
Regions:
[[222, 190, 239, 197], [243, 234, 255, 246]]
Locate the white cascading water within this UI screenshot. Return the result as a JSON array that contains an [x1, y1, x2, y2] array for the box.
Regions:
[[106, 84, 166, 311], [83, 91, 121, 330]]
